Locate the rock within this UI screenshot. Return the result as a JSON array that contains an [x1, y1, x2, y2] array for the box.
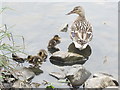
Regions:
[[93, 72, 119, 86], [84, 72, 119, 89], [49, 72, 66, 80], [12, 80, 32, 88], [50, 51, 87, 66], [11, 67, 35, 81], [1, 70, 17, 88], [28, 66, 43, 75], [85, 77, 117, 89], [93, 72, 113, 78], [31, 82, 41, 88], [65, 65, 91, 87]]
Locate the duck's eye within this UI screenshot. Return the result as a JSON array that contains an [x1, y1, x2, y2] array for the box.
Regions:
[[39, 52, 42, 56]]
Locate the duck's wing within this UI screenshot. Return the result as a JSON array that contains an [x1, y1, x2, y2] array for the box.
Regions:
[[70, 20, 93, 45]]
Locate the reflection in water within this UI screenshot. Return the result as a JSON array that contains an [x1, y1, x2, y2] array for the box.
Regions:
[[68, 42, 92, 59], [2, 2, 118, 88], [28, 66, 43, 76], [48, 47, 60, 54]]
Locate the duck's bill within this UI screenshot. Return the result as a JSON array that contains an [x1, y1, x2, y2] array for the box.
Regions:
[[66, 11, 74, 15]]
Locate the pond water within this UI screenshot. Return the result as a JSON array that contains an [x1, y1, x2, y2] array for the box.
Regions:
[[2, 2, 118, 88]]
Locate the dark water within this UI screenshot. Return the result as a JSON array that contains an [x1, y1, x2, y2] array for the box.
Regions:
[[2, 2, 118, 88]]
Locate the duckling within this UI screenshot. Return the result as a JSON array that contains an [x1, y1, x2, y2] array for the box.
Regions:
[[47, 35, 61, 49], [27, 55, 42, 66], [27, 49, 48, 66], [67, 6, 93, 50], [37, 49, 48, 61], [60, 24, 69, 32], [12, 53, 25, 63]]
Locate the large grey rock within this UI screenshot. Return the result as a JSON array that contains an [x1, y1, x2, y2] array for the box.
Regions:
[[65, 65, 91, 87], [84, 72, 119, 89], [50, 51, 87, 66]]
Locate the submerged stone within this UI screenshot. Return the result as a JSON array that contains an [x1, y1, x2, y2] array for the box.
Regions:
[[49, 72, 66, 80], [50, 51, 87, 66], [28, 66, 43, 75]]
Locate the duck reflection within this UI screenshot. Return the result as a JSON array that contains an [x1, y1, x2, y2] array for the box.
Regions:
[[68, 42, 92, 60]]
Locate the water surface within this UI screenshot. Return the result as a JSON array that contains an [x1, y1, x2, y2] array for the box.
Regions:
[[2, 2, 118, 88]]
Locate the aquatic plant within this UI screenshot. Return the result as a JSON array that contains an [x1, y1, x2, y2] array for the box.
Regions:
[[0, 7, 26, 71]]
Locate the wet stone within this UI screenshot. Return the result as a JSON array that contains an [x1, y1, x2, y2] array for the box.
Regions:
[[50, 51, 87, 66], [49, 72, 66, 80], [84, 72, 119, 89], [65, 65, 91, 87], [11, 67, 35, 81]]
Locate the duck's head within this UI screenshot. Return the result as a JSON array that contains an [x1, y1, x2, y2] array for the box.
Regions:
[[66, 6, 85, 16], [53, 35, 61, 41], [27, 55, 33, 61], [37, 49, 48, 60]]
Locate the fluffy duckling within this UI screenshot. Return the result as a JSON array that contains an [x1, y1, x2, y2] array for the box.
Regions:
[[12, 53, 25, 63], [47, 35, 61, 49], [27, 55, 42, 65], [27, 49, 48, 65], [37, 49, 48, 61]]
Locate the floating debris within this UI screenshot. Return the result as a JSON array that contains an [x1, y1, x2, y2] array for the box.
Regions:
[[50, 51, 87, 66], [60, 24, 69, 32], [103, 56, 108, 64]]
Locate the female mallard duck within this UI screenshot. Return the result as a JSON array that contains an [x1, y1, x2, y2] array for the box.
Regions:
[[47, 35, 61, 49], [67, 6, 93, 50]]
